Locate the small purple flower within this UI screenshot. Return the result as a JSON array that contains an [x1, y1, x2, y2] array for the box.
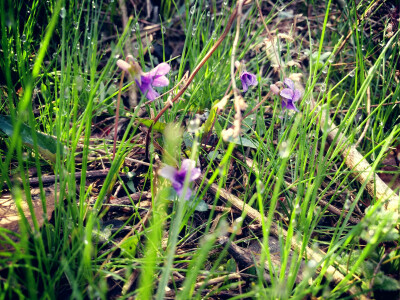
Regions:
[[280, 78, 301, 111], [116, 58, 170, 101], [137, 63, 170, 101], [240, 71, 258, 93], [159, 159, 201, 200]]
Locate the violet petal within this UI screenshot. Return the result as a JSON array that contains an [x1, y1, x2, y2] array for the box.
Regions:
[[176, 186, 192, 200], [148, 63, 171, 77], [284, 78, 295, 90], [159, 166, 177, 181], [181, 159, 196, 173], [145, 86, 160, 101], [136, 78, 150, 94], [240, 72, 257, 93], [281, 100, 288, 110], [152, 75, 169, 87], [189, 168, 201, 181], [293, 89, 301, 102], [242, 81, 249, 92], [280, 88, 294, 100], [286, 101, 299, 111]]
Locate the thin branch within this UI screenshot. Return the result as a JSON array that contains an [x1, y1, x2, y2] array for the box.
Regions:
[[118, 0, 138, 106], [243, 91, 271, 119], [230, 0, 245, 139], [255, 0, 285, 77], [151, 2, 251, 125], [6, 169, 129, 188]]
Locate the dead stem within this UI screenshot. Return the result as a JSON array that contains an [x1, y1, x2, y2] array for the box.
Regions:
[[230, 0, 244, 139], [233, 151, 361, 224], [255, 0, 285, 78], [320, 110, 399, 213], [118, 0, 138, 106], [151, 2, 251, 125], [146, 1, 251, 157], [243, 91, 271, 120]]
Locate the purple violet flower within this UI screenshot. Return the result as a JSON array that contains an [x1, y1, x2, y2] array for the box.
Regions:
[[240, 71, 258, 93], [136, 63, 170, 101], [159, 159, 201, 200], [117, 59, 170, 101], [280, 78, 301, 111]]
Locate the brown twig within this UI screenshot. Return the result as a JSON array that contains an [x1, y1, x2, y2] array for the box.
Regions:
[[118, 0, 138, 106], [9, 169, 129, 188], [255, 0, 285, 78], [145, 2, 248, 158], [93, 148, 151, 167], [318, 198, 360, 224], [151, 2, 248, 126], [233, 151, 361, 224], [229, 0, 245, 139], [243, 91, 271, 119], [317, 105, 399, 213], [164, 273, 242, 298]]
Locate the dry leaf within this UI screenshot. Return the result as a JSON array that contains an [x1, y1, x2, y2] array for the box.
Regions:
[[278, 33, 294, 42], [286, 60, 301, 68], [0, 186, 56, 251], [264, 37, 281, 73]]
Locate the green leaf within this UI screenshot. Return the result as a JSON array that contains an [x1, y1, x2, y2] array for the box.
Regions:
[[231, 136, 259, 149], [361, 260, 375, 277], [0, 115, 65, 163], [183, 132, 194, 148], [207, 150, 222, 160], [226, 258, 237, 273], [99, 81, 106, 103], [137, 118, 167, 133], [311, 51, 331, 62], [126, 180, 136, 193], [202, 105, 217, 137], [92, 224, 112, 243], [242, 114, 256, 134], [126, 171, 136, 193], [193, 200, 208, 212], [120, 235, 139, 258], [373, 273, 400, 291]]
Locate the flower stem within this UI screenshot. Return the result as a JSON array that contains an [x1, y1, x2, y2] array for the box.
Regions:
[[113, 70, 125, 159]]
